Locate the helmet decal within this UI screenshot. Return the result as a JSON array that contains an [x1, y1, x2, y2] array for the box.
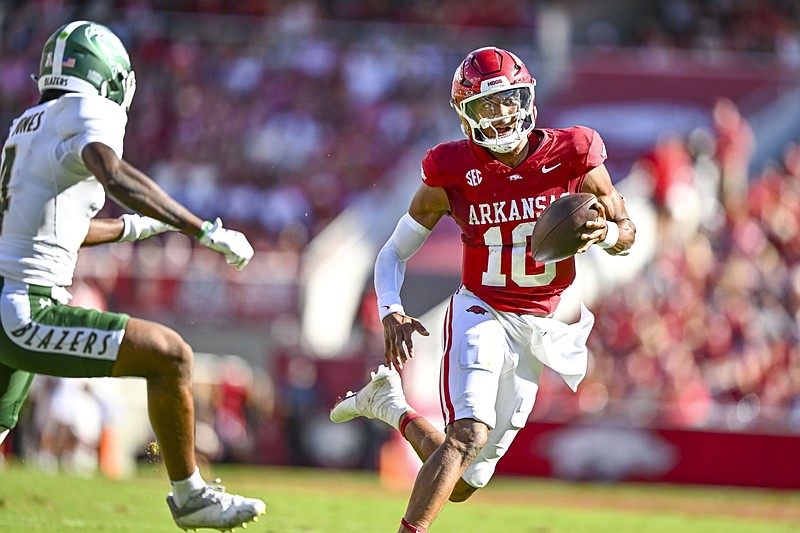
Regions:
[[50, 21, 87, 76], [480, 76, 510, 92], [85, 23, 131, 73]]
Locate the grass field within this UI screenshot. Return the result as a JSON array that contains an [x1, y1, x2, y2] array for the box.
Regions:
[[1, 460, 799, 532]]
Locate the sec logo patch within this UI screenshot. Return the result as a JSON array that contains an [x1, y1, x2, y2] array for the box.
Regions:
[[465, 169, 482, 186]]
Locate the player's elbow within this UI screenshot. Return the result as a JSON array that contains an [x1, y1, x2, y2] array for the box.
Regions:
[[101, 169, 130, 198]]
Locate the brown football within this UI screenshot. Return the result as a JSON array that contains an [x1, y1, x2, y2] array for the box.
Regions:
[[530, 193, 599, 263]]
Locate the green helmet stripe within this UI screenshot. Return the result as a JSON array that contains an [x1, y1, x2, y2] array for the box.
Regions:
[[51, 20, 87, 76]]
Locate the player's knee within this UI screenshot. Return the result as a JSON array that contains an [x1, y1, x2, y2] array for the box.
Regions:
[[132, 321, 193, 381], [447, 420, 489, 464], [161, 330, 193, 380], [449, 479, 479, 503]]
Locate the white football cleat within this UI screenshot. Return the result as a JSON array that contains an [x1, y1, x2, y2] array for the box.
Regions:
[[167, 482, 266, 531], [330, 365, 409, 430]]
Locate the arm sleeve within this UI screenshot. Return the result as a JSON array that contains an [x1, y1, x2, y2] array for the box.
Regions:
[[374, 213, 432, 321]]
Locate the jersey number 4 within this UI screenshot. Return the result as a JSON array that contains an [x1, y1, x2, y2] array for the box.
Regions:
[[0, 145, 14, 232], [481, 222, 556, 287]]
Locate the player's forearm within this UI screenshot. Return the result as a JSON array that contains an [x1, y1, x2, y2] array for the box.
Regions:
[[375, 243, 409, 320], [82, 218, 124, 246], [614, 217, 636, 253], [582, 166, 636, 256], [82, 143, 205, 237], [105, 160, 204, 236], [374, 214, 431, 320]]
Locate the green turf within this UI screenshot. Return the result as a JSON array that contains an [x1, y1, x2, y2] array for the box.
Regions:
[[0, 460, 798, 532]]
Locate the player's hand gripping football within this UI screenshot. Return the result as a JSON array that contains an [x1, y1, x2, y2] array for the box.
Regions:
[[382, 312, 429, 370], [197, 218, 254, 270], [577, 200, 608, 254]]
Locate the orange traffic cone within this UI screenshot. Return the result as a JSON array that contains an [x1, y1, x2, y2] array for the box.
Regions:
[[99, 426, 123, 479]]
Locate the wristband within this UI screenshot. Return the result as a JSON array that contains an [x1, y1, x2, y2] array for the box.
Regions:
[[378, 302, 405, 321], [118, 214, 137, 242], [197, 220, 213, 240], [401, 518, 426, 533], [598, 220, 619, 249]]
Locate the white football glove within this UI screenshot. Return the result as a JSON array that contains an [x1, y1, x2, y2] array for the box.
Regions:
[[197, 218, 254, 270], [118, 214, 177, 242]]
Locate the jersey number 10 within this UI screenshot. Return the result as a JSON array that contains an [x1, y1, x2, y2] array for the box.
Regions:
[[480, 222, 556, 287]]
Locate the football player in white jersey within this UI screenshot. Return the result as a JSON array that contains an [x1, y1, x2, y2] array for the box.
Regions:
[[0, 21, 266, 530]]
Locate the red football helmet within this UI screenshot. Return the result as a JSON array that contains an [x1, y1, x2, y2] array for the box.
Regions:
[[451, 47, 537, 153]]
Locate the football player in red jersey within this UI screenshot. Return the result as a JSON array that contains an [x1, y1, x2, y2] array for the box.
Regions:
[[331, 47, 635, 532]]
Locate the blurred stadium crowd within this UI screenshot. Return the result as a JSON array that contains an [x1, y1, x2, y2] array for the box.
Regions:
[[554, 98, 800, 434], [1, 0, 800, 472], [1, 0, 464, 251]]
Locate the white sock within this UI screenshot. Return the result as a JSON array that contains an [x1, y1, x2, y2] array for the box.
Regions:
[[170, 467, 206, 506], [0, 426, 9, 446]]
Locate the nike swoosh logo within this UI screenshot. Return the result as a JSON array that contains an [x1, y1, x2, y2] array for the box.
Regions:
[[542, 163, 561, 173]]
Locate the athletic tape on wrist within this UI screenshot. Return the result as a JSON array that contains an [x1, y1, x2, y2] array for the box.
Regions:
[[197, 220, 213, 240], [598, 220, 619, 249], [118, 214, 135, 242]]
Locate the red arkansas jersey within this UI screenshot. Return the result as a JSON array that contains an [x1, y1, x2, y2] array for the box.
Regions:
[[421, 126, 607, 315]]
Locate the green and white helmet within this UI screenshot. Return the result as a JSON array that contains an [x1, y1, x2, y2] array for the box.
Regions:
[[37, 20, 136, 110]]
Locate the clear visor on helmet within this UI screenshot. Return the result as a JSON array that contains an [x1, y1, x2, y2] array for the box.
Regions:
[[462, 86, 533, 131], [456, 80, 536, 153], [457, 84, 535, 153], [463, 87, 532, 123]]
